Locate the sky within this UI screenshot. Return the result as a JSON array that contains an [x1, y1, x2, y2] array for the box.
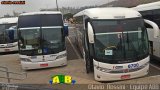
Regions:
[[0, 0, 114, 17]]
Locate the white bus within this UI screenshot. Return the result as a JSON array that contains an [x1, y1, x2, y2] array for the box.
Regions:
[[0, 17, 18, 53], [74, 7, 159, 81], [133, 1, 160, 61], [17, 11, 68, 70]]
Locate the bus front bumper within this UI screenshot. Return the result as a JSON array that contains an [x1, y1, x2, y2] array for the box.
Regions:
[[94, 64, 149, 81], [0, 46, 18, 52], [21, 57, 67, 70], [93, 56, 149, 81]]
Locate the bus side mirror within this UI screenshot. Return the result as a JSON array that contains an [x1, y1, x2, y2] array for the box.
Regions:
[[144, 19, 159, 38], [87, 22, 94, 43], [64, 23, 69, 36]]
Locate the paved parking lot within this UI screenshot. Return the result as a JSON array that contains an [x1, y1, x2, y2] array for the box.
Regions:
[[0, 27, 160, 85]]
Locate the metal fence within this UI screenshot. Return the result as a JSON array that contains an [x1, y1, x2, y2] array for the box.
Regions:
[[0, 66, 27, 83]]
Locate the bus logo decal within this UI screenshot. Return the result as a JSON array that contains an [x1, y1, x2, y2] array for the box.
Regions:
[[113, 66, 123, 69], [128, 63, 139, 69]]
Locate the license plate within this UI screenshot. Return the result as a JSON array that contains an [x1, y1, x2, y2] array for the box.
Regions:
[[121, 75, 130, 79], [40, 63, 48, 67], [5, 49, 10, 52]]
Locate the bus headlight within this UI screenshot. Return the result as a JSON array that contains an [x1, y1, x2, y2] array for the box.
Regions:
[[56, 53, 66, 59], [20, 58, 31, 62], [95, 65, 111, 73]]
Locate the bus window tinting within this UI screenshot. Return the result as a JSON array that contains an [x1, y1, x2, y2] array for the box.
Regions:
[[18, 15, 41, 28], [140, 9, 160, 28], [41, 14, 63, 26], [18, 14, 63, 28]]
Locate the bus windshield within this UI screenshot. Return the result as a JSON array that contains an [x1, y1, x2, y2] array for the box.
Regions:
[[92, 18, 149, 64], [19, 27, 65, 55], [18, 14, 65, 56], [42, 27, 65, 55], [19, 28, 41, 55], [0, 24, 17, 44]]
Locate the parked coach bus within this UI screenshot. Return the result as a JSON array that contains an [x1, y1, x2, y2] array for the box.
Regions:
[[0, 17, 18, 53], [133, 1, 160, 61], [73, 7, 159, 81], [17, 11, 68, 70]]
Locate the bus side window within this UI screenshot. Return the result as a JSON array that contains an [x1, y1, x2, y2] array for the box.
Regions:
[[140, 10, 154, 28], [152, 9, 160, 28]]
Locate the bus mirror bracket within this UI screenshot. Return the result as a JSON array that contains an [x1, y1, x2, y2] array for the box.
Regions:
[[144, 19, 159, 38], [88, 22, 94, 43], [64, 23, 69, 36]]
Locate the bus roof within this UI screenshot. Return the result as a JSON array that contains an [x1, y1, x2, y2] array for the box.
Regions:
[[73, 7, 141, 19], [20, 11, 62, 16], [0, 17, 18, 24], [133, 1, 160, 11]]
